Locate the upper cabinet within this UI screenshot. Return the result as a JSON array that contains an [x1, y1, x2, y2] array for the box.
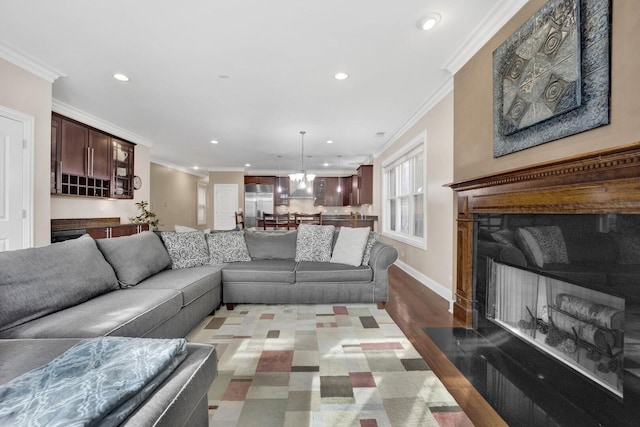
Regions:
[[111, 139, 135, 199], [349, 165, 373, 206], [314, 176, 351, 206], [51, 113, 135, 199]]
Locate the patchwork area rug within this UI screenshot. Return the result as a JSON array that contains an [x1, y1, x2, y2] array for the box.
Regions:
[[187, 304, 472, 427]]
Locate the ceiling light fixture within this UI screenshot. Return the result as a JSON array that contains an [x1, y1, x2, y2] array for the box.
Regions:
[[417, 13, 441, 31], [334, 72, 349, 80], [326, 140, 334, 144], [210, 140, 219, 144], [112, 73, 130, 82], [245, 163, 251, 167], [289, 131, 315, 196]]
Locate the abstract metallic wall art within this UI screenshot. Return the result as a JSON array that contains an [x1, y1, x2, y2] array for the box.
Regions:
[[493, 0, 610, 157]]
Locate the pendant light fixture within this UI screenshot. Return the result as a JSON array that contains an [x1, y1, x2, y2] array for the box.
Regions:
[[289, 131, 316, 198], [336, 155, 343, 193]]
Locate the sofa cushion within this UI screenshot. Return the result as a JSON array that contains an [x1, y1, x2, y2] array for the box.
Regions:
[[0, 289, 182, 339], [160, 231, 210, 269], [96, 231, 171, 287], [295, 262, 373, 283], [330, 227, 371, 266], [0, 235, 119, 332], [295, 224, 335, 262], [205, 230, 251, 263], [135, 265, 222, 306], [222, 260, 297, 283], [244, 230, 297, 260]]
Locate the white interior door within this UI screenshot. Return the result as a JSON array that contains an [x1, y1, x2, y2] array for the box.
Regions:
[[214, 184, 238, 230], [0, 107, 33, 251]]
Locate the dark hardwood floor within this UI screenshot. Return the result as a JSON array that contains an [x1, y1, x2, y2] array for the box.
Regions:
[[385, 265, 508, 427]]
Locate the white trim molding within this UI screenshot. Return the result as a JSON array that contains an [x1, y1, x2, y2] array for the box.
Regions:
[[374, 77, 452, 159], [151, 158, 209, 178], [0, 41, 65, 83], [394, 260, 455, 313], [442, 0, 529, 75], [52, 99, 155, 147]]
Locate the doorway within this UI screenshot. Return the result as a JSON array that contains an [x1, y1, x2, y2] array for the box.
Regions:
[[214, 184, 238, 230], [0, 105, 34, 251]]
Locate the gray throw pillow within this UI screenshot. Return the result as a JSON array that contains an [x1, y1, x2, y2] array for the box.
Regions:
[[295, 224, 335, 262], [206, 230, 252, 263], [330, 227, 371, 266], [362, 231, 380, 266], [160, 231, 210, 269], [96, 231, 171, 287]]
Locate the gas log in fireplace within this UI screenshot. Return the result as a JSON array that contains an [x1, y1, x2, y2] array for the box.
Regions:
[[449, 143, 640, 424]]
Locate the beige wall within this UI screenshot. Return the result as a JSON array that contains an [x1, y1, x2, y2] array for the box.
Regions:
[[208, 171, 245, 229], [0, 58, 52, 246], [454, 0, 640, 181], [374, 92, 455, 298], [150, 163, 209, 231], [51, 144, 151, 224]]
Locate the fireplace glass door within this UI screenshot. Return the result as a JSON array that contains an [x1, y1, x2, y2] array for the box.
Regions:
[[487, 260, 625, 396]]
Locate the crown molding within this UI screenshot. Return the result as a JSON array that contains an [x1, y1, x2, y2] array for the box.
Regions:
[[373, 76, 452, 159], [442, 0, 529, 75], [0, 41, 66, 83], [52, 99, 154, 147], [150, 158, 209, 178]]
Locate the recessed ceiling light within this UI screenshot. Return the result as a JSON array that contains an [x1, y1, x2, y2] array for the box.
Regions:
[[334, 72, 349, 80], [113, 73, 130, 82], [245, 163, 251, 167], [193, 166, 199, 170], [417, 13, 441, 31], [326, 140, 334, 144], [324, 162, 329, 167], [210, 140, 219, 144]]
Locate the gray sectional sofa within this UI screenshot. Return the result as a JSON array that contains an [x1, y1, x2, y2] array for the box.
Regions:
[[0, 232, 221, 426], [0, 224, 397, 426]]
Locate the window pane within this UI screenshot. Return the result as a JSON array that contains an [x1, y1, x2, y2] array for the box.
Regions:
[[400, 160, 410, 195], [413, 152, 423, 194], [389, 199, 396, 231], [413, 193, 424, 238], [389, 168, 396, 197], [400, 196, 409, 234]]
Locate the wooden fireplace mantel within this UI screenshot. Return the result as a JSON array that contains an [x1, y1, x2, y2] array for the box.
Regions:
[[447, 142, 640, 326]]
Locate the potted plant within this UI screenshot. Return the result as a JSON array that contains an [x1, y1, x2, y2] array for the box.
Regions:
[[130, 200, 160, 229]]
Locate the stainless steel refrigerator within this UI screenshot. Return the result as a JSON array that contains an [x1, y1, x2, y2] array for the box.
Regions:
[[244, 184, 274, 228]]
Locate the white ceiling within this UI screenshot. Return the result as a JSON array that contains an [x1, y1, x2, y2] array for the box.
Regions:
[[0, 0, 526, 176]]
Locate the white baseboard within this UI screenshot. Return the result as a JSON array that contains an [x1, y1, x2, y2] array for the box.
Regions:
[[393, 260, 455, 314]]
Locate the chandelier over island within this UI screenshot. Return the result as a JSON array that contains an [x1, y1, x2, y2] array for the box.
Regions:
[[289, 131, 315, 198]]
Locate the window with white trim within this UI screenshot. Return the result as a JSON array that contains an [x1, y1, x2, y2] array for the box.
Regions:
[[382, 133, 426, 248], [196, 182, 207, 225]]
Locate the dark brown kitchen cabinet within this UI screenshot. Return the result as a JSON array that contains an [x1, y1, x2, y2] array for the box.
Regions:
[[275, 176, 289, 205], [51, 113, 135, 199], [86, 223, 149, 239], [349, 165, 373, 206], [314, 177, 350, 206], [111, 139, 135, 199]]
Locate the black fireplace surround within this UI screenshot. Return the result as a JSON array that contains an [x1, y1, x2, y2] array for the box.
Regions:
[[472, 213, 640, 425]]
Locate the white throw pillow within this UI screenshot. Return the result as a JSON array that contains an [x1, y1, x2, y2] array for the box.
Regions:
[[330, 226, 371, 266]]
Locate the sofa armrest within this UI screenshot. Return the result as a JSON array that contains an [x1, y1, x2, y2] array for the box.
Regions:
[[477, 240, 527, 267], [368, 242, 398, 302]]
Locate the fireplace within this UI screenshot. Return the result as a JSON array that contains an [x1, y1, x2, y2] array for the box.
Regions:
[[448, 143, 640, 424]]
